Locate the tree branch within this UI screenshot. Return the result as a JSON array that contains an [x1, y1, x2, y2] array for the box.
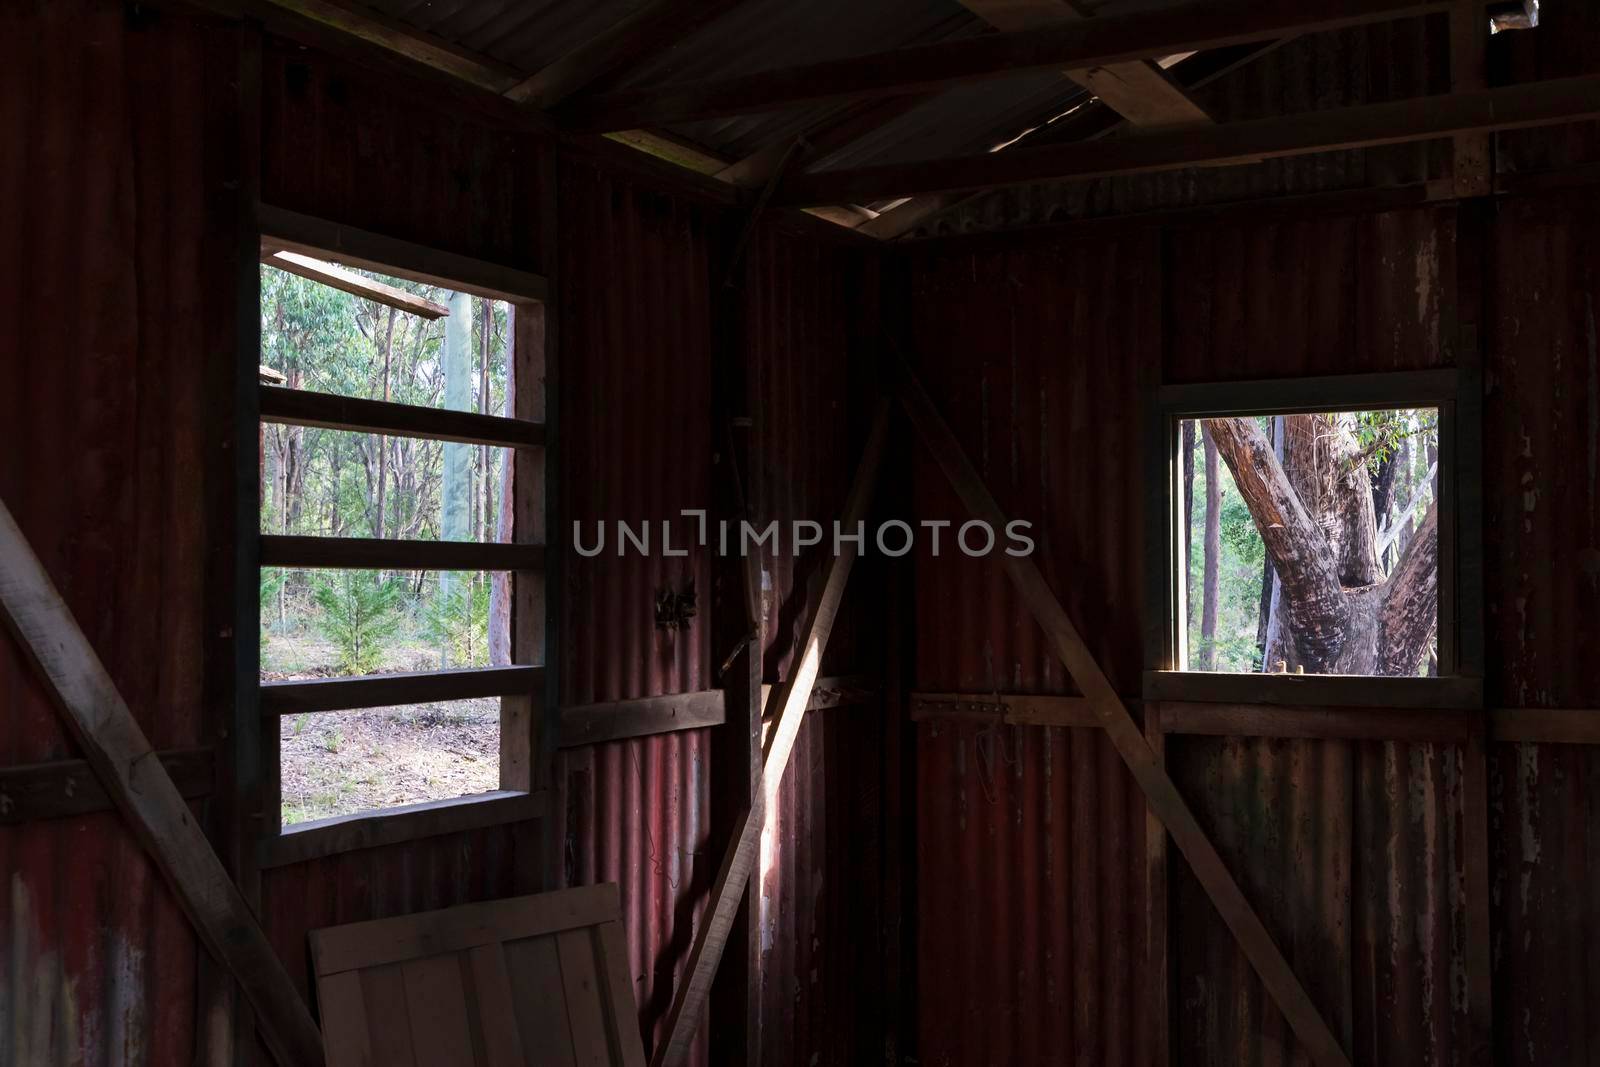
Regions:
[[1378, 500, 1438, 675], [1206, 417, 1351, 670]]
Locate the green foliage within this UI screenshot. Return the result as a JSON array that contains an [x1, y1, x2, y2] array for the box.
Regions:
[[260, 568, 287, 623], [423, 576, 491, 668], [311, 571, 405, 675], [1351, 408, 1438, 478]]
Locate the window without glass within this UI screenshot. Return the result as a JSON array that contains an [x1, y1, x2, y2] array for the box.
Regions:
[[256, 236, 543, 833], [1176, 408, 1439, 677]]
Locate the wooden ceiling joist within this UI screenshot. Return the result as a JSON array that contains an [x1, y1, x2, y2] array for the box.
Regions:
[[558, 0, 1455, 132], [503, 0, 748, 108], [956, 0, 1211, 128], [259, 0, 523, 93], [776, 73, 1600, 206]]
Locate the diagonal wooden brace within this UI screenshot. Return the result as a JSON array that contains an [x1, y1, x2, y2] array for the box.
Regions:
[[651, 402, 892, 1067], [0, 497, 326, 1067], [892, 361, 1353, 1067]]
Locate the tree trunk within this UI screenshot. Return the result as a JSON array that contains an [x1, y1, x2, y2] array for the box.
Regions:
[[1198, 426, 1221, 670], [1209, 416, 1439, 677], [441, 291, 474, 667], [1207, 417, 1350, 672], [488, 305, 517, 667], [1183, 420, 1197, 627], [375, 307, 395, 539]]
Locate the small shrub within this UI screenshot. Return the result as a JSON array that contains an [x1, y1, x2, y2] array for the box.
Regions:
[[312, 571, 404, 675]]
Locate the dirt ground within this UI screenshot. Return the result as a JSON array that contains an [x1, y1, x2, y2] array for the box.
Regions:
[[266, 634, 503, 825]]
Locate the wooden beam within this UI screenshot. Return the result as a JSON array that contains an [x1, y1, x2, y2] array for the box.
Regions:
[[956, 0, 1211, 128], [909, 690, 1098, 728], [0, 749, 214, 825], [258, 789, 548, 869], [651, 404, 892, 1067], [259, 384, 545, 449], [261, 665, 543, 715], [559, 0, 1452, 131], [1490, 707, 1600, 744], [259, 0, 522, 93], [778, 74, 1600, 206], [893, 364, 1353, 1067], [259, 535, 543, 572], [1158, 701, 1478, 741], [263, 250, 451, 318], [504, 0, 746, 107], [715, 97, 922, 188], [1462, 726, 1495, 1066], [561, 689, 727, 748], [863, 39, 1284, 240], [0, 498, 326, 1067], [1451, 0, 1493, 196], [258, 205, 549, 304]]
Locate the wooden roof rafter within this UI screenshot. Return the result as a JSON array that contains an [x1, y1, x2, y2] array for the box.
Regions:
[[557, 0, 1459, 132]]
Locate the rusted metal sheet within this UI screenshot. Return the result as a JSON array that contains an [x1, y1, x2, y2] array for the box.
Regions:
[[260, 36, 547, 273], [917, 718, 1150, 1067], [905, 233, 1158, 1065], [553, 156, 717, 1062], [744, 228, 892, 1065], [1489, 740, 1600, 1067], [1483, 192, 1600, 1067], [1485, 192, 1600, 710], [0, 3, 240, 1062], [1165, 204, 1459, 382], [1169, 735, 1471, 1066], [906, 231, 1158, 696]]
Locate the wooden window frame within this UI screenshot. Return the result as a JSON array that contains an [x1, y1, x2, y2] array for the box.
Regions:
[[1143, 368, 1484, 710], [249, 208, 554, 865]]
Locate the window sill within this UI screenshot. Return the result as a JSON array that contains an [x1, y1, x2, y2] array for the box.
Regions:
[[1143, 670, 1483, 710], [257, 788, 548, 869]]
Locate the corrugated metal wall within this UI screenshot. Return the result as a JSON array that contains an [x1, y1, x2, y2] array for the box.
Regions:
[[905, 230, 1158, 1066], [0, 2, 241, 1062], [744, 228, 893, 1066], [900, 183, 1600, 1066], [553, 155, 717, 1062], [1484, 191, 1600, 1067]]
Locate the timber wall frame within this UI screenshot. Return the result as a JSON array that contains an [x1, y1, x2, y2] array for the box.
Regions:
[[243, 205, 557, 863]]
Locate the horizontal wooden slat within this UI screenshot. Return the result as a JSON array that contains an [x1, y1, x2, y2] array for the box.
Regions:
[[262, 666, 543, 715], [560, 0, 1451, 131], [561, 689, 725, 748], [910, 691, 1099, 728], [260, 385, 544, 448], [311, 883, 622, 975], [1156, 369, 1460, 415], [558, 675, 877, 749], [1144, 670, 1482, 710], [778, 74, 1600, 206], [0, 748, 214, 824], [259, 204, 548, 303], [259, 535, 543, 571], [1159, 701, 1479, 741], [263, 250, 452, 318], [258, 789, 548, 869], [1491, 708, 1600, 744]]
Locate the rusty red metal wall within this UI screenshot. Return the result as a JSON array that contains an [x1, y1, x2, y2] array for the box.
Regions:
[[744, 228, 895, 1066], [553, 155, 717, 1062], [260, 37, 547, 273], [0, 2, 243, 1061], [1483, 190, 1600, 1067], [903, 182, 1600, 1066], [905, 230, 1159, 1066]]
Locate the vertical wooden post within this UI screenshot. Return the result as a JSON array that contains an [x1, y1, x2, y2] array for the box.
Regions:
[[709, 217, 764, 1067], [652, 405, 892, 1067], [1462, 724, 1495, 1067], [1451, 0, 1492, 197], [895, 362, 1352, 1067], [1144, 703, 1171, 1067]]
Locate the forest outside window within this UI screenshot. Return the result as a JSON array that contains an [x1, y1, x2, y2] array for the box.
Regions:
[[1146, 371, 1482, 708], [254, 214, 547, 838]]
